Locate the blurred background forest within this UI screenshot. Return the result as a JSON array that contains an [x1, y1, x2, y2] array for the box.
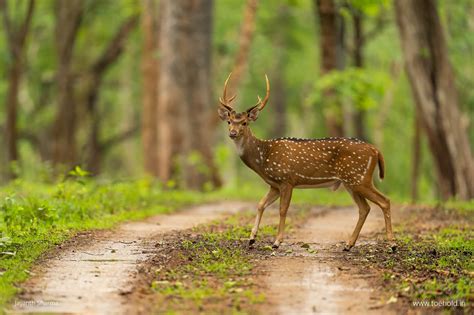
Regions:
[[0, 0, 473, 201]]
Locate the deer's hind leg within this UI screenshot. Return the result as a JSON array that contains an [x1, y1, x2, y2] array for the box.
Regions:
[[249, 186, 280, 247], [355, 185, 396, 249], [344, 190, 371, 251], [273, 184, 293, 249]]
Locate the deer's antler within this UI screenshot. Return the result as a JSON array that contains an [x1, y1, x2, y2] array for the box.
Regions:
[[219, 73, 236, 110]]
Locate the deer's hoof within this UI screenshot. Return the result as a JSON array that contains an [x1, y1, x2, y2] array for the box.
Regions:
[[248, 239, 255, 248], [272, 243, 279, 249], [389, 242, 397, 252], [343, 245, 352, 252]]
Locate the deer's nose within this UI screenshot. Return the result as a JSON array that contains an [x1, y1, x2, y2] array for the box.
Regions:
[[229, 130, 238, 139]]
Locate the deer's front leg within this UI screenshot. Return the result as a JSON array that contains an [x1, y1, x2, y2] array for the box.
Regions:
[[344, 191, 371, 251], [249, 186, 280, 247], [273, 185, 293, 249]]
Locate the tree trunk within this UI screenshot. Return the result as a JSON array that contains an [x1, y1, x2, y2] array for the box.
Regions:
[[4, 60, 21, 167], [411, 107, 422, 203], [52, 0, 83, 169], [395, 0, 474, 200], [0, 0, 35, 179], [186, 0, 222, 189], [271, 73, 287, 138], [158, 0, 220, 189], [228, 0, 258, 95], [141, 0, 160, 177], [269, 5, 289, 139], [85, 16, 138, 174], [209, 0, 258, 129], [352, 10, 366, 140], [157, 0, 183, 183], [315, 0, 344, 137]]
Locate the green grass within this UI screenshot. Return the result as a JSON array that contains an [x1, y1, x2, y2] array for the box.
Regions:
[[351, 201, 473, 310], [356, 226, 472, 308], [443, 199, 474, 216], [150, 214, 280, 313], [0, 178, 219, 307], [396, 227, 473, 303], [3, 172, 465, 311], [0, 175, 355, 308]]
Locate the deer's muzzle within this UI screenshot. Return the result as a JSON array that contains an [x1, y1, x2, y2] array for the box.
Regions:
[[229, 131, 238, 139]]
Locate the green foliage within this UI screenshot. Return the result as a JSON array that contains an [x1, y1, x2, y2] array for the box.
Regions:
[[151, 214, 269, 312], [444, 199, 474, 216], [359, 225, 473, 304], [310, 67, 391, 111], [0, 0, 472, 202], [345, 0, 390, 17], [0, 179, 216, 307]]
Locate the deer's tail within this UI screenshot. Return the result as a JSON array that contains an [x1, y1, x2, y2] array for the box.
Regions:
[[377, 151, 385, 180]]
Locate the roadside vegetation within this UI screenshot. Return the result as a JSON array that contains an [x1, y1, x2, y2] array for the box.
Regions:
[[349, 202, 473, 312], [0, 173, 471, 312], [0, 170, 349, 309], [146, 209, 309, 314], [0, 172, 215, 307], [148, 200, 473, 313]]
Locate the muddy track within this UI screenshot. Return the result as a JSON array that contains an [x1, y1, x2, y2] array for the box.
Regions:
[[255, 206, 396, 314], [12, 202, 397, 314], [12, 202, 250, 314]]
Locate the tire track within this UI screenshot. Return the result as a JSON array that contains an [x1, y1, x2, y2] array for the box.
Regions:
[[257, 206, 395, 315], [12, 202, 250, 314]]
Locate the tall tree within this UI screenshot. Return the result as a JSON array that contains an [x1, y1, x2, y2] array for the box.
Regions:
[[395, 0, 474, 200], [347, 2, 387, 141], [315, 0, 345, 137], [411, 107, 422, 202], [0, 0, 35, 179], [85, 15, 139, 174], [228, 0, 258, 95], [52, 0, 83, 169], [141, 0, 160, 177], [269, 4, 291, 138], [351, 7, 366, 140], [156, 0, 182, 183], [184, 0, 221, 188], [210, 0, 258, 129], [158, 0, 220, 189]]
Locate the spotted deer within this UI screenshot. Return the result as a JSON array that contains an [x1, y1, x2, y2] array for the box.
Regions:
[[218, 73, 396, 250]]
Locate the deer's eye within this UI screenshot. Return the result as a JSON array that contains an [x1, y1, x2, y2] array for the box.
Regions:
[[242, 122, 247, 126]]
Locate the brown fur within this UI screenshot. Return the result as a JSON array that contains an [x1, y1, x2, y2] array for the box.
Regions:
[[218, 74, 395, 250]]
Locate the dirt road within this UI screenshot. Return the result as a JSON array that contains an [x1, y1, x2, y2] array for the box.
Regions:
[[12, 202, 396, 314], [256, 206, 395, 314], [13, 202, 250, 314]]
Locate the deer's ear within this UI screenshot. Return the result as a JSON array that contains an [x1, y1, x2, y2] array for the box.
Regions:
[[218, 106, 230, 121], [247, 106, 260, 121]]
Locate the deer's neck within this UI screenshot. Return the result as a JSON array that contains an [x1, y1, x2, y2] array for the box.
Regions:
[[232, 128, 266, 171]]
